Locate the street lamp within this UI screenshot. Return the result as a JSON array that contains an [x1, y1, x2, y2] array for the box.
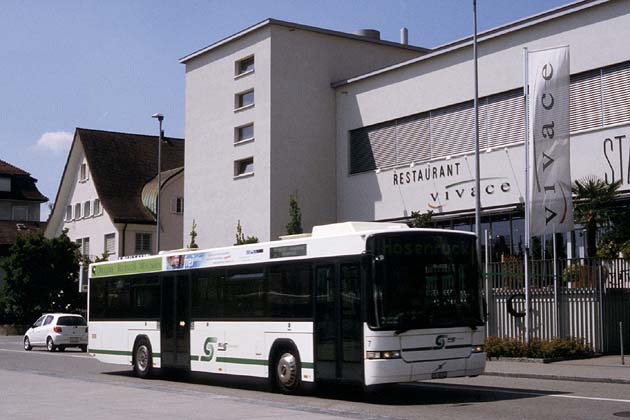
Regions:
[[151, 113, 164, 253]]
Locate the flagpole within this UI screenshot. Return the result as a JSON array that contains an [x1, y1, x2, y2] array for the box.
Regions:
[[523, 47, 531, 344], [473, 0, 482, 267]]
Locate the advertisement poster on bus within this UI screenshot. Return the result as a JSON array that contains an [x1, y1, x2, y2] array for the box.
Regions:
[[164, 247, 266, 270]]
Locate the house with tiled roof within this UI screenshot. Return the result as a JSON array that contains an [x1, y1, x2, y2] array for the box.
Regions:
[[44, 128, 185, 260], [0, 159, 48, 257]]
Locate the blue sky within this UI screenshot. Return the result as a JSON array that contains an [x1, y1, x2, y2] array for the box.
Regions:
[[1, 0, 569, 220]]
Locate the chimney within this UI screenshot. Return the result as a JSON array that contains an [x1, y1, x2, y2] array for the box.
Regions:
[[354, 29, 381, 40], [400, 27, 409, 45]]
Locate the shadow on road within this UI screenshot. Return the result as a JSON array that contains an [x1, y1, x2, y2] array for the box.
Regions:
[[102, 369, 564, 406]]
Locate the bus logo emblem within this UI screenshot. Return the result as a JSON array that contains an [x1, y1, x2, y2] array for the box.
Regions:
[[203, 337, 218, 361], [435, 335, 448, 349]]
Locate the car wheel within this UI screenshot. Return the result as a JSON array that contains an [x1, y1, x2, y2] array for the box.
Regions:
[[23, 336, 32, 351], [80, 345, 87, 352], [46, 336, 57, 352], [273, 349, 302, 394], [133, 338, 153, 379]]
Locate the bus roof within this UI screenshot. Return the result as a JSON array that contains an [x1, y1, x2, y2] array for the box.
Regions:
[[89, 222, 475, 278]]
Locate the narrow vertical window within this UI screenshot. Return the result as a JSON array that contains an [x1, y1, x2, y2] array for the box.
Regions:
[[83, 201, 91, 218], [104, 233, 116, 256], [93, 199, 101, 215], [74, 203, 82, 219], [170, 197, 184, 214], [66, 205, 73, 221], [80, 163, 88, 182]]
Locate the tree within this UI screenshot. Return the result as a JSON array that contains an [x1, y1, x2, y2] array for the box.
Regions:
[[286, 191, 303, 235], [0, 230, 83, 324], [407, 210, 433, 228], [572, 176, 622, 258], [234, 220, 258, 245], [188, 219, 199, 249]]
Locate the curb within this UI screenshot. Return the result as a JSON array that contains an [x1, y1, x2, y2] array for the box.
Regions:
[[483, 371, 630, 385]]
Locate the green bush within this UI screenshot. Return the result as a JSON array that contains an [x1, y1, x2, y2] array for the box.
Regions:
[[484, 336, 593, 360]]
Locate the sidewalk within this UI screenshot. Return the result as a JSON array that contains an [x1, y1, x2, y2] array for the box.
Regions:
[[484, 355, 630, 384]]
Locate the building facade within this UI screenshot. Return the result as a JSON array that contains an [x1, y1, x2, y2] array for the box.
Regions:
[[45, 128, 185, 260], [183, 0, 630, 257], [181, 19, 428, 247], [335, 0, 630, 258]]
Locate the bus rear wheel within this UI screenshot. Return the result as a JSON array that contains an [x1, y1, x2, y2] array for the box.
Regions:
[[133, 338, 153, 379], [273, 349, 301, 394]]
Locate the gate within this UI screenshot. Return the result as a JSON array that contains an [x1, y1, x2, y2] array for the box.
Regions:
[[485, 257, 630, 354]]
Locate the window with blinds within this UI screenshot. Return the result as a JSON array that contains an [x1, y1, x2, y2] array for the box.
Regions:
[[570, 69, 602, 132], [603, 61, 630, 126], [349, 60, 630, 175]]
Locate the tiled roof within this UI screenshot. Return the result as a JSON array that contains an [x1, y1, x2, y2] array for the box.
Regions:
[[0, 159, 29, 176], [77, 128, 185, 224], [0, 220, 45, 248], [0, 175, 48, 202]]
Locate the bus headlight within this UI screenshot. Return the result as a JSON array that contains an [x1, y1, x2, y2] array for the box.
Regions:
[[471, 345, 484, 353], [366, 350, 401, 359]]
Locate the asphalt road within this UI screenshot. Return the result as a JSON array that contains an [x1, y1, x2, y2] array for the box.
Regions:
[[1, 336, 629, 420]]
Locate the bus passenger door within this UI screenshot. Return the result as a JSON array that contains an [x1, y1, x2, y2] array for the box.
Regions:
[[314, 265, 337, 381], [161, 274, 191, 370], [314, 262, 363, 384]]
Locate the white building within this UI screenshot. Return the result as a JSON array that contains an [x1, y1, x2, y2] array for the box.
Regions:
[[45, 128, 185, 260], [182, 0, 630, 258], [180, 20, 429, 247]]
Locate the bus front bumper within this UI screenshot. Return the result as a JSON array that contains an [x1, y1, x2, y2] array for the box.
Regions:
[[364, 352, 486, 386]]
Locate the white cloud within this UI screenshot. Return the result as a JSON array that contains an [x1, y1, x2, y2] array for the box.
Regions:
[[33, 131, 74, 154]]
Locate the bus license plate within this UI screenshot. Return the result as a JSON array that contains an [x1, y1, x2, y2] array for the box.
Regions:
[[431, 371, 447, 379]]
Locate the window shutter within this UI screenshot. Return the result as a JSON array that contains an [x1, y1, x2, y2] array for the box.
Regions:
[[603, 61, 630, 126], [430, 101, 476, 158], [486, 89, 525, 148], [570, 69, 602, 132], [349, 120, 397, 174], [396, 113, 431, 165]]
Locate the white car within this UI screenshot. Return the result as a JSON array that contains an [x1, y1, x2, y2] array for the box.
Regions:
[[23, 313, 88, 352]]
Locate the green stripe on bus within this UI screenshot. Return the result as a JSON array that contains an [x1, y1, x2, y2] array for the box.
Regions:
[[89, 348, 161, 358], [92, 257, 162, 278], [190, 357, 314, 368], [215, 357, 268, 365]]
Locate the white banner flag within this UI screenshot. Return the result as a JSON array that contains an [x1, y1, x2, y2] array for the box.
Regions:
[[527, 46, 574, 236]]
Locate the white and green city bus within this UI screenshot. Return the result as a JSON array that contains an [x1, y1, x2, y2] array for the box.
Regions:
[[88, 222, 486, 393]]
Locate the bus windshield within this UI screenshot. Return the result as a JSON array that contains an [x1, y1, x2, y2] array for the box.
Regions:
[[367, 232, 483, 333]]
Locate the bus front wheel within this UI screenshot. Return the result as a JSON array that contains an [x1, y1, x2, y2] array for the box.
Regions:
[[273, 348, 302, 394], [133, 337, 153, 379]]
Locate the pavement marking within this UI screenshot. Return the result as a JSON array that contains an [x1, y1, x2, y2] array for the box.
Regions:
[[414, 382, 630, 405], [0, 348, 91, 358], [552, 395, 630, 404]]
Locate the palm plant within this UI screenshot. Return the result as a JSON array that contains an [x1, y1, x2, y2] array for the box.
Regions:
[[571, 176, 621, 257]]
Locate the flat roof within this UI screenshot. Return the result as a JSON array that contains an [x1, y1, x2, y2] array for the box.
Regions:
[[331, 0, 609, 88], [179, 18, 430, 64]]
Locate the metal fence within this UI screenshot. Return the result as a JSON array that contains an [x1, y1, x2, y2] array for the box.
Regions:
[[484, 257, 630, 354]]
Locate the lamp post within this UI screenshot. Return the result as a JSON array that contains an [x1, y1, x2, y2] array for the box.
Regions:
[[151, 113, 164, 253], [473, 0, 482, 266]]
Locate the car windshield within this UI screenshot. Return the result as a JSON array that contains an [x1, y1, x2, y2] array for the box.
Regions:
[[57, 316, 86, 326], [367, 232, 483, 332]]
